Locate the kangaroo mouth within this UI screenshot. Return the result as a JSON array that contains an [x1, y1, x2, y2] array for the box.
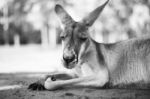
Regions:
[[62, 57, 78, 69]]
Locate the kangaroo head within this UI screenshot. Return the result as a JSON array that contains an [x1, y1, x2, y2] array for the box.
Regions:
[[55, 0, 109, 69]]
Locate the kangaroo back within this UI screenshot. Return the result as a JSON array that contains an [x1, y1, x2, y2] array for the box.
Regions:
[[104, 37, 150, 88]]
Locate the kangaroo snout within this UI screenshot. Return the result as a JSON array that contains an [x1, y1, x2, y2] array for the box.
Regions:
[[63, 53, 76, 64]]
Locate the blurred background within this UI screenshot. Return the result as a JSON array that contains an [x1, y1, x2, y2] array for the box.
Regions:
[[0, 0, 150, 73]]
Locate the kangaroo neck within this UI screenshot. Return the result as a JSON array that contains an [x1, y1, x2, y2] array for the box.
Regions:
[[74, 39, 108, 76], [91, 40, 106, 66], [78, 39, 106, 69]]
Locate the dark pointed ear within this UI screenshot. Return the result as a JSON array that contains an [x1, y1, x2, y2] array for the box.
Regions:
[[55, 4, 74, 26], [82, 0, 109, 27]]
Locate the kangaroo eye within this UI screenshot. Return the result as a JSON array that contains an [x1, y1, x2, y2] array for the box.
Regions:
[[78, 32, 88, 41], [80, 36, 87, 41]]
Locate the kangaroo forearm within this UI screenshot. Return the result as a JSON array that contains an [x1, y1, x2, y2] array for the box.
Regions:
[[44, 76, 98, 90], [44, 70, 78, 81]]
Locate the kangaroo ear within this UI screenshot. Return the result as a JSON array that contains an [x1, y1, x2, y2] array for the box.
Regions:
[[82, 0, 109, 27], [55, 4, 74, 26]]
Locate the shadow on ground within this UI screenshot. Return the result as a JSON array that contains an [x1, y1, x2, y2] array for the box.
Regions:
[[0, 73, 150, 99]]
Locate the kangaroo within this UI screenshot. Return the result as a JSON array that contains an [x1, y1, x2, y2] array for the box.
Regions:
[[28, 0, 150, 90]]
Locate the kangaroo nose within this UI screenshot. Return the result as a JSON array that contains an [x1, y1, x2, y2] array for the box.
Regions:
[[63, 54, 75, 64]]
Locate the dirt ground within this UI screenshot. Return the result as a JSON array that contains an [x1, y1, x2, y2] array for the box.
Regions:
[[0, 73, 150, 99], [0, 47, 150, 99]]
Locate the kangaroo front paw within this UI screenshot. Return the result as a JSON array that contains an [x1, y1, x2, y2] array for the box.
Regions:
[[28, 81, 45, 91], [28, 76, 56, 91]]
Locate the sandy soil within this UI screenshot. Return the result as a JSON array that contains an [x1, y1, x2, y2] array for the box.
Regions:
[[0, 73, 150, 99], [0, 47, 150, 99]]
